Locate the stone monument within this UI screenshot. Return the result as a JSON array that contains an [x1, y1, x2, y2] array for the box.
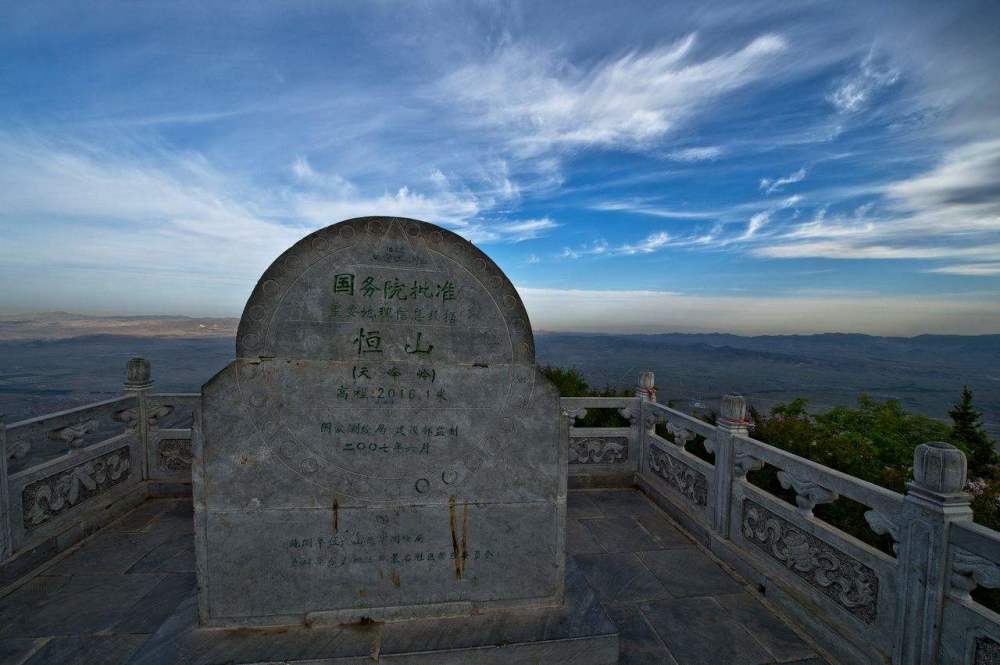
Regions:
[[131, 217, 617, 663], [197, 215, 565, 625]]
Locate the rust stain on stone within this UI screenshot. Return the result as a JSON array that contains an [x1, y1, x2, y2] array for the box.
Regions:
[[449, 496, 462, 579], [449, 495, 469, 579], [391, 570, 401, 588], [461, 501, 469, 571]]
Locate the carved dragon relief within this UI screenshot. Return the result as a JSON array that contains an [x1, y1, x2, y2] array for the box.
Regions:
[[648, 445, 708, 507], [569, 437, 629, 465], [22, 447, 132, 529], [742, 498, 879, 624]]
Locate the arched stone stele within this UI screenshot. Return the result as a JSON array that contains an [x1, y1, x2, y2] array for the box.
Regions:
[[195, 217, 565, 628]]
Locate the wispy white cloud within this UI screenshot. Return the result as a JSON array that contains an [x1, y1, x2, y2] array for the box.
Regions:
[[0, 133, 561, 291], [618, 231, 671, 255], [560, 231, 672, 259], [560, 239, 609, 260], [759, 167, 806, 194], [590, 200, 719, 220], [829, 49, 900, 113], [667, 146, 724, 161], [736, 195, 802, 241], [928, 263, 1000, 276], [526, 253, 540, 265], [463, 218, 559, 244], [740, 211, 771, 240], [442, 33, 786, 155], [752, 139, 1000, 261]]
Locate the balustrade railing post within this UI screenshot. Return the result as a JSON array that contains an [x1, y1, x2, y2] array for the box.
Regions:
[[124, 358, 154, 480], [894, 442, 973, 665], [0, 417, 10, 561], [711, 394, 749, 539], [635, 371, 656, 476]]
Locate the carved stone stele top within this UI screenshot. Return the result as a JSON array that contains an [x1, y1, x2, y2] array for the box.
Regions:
[[236, 216, 534, 364], [196, 217, 565, 628]]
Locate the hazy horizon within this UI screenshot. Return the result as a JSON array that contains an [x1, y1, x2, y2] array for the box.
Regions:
[[3, 308, 999, 338]]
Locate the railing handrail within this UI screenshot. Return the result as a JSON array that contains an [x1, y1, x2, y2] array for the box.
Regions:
[[4, 394, 135, 431]]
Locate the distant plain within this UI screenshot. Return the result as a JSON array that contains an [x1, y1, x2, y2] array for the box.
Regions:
[[1, 313, 997, 441]]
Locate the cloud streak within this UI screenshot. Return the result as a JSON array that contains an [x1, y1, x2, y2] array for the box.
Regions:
[[443, 33, 787, 155], [760, 168, 806, 194]]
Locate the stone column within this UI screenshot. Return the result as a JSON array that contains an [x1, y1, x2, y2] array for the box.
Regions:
[[711, 394, 750, 538], [635, 371, 656, 476], [0, 416, 10, 561], [894, 442, 973, 665], [124, 358, 154, 480]]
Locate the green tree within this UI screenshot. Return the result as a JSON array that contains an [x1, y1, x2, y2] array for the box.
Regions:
[[949, 386, 998, 477], [747, 395, 951, 553], [540, 366, 590, 397], [540, 366, 629, 427]]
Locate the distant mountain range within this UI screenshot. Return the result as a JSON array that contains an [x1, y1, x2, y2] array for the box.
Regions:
[[1, 314, 997, 442], [535, 332, 1000, 440]]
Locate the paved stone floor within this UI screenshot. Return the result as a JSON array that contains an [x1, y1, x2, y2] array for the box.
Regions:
[[0, 489, 830, 665]]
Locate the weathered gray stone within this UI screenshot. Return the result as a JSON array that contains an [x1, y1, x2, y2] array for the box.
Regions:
[[567, 518, 605, 554], [195, 217, 567, 628], [714, 592, 816, 662], [23, 635, 147, 665], [583, 517, 668, 554], [574, 552, 671, 605], [126, 560, 618, 665], [567, 492, 604, 519], [0, 417, 10, 562], [124, 358, 152, 391], [0, 573, 163, 638], [638, 548, 745, 598], [638, 596, 772, 665], [602, 605, 674, 665]]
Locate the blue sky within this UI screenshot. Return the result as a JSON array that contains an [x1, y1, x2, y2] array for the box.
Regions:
[[1, 1, 999, 334]]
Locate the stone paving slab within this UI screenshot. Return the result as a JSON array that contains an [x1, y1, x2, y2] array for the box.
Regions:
[[568, 489, 830, 665], [0, 491, 832, 665], [126, 560, 618, 664]]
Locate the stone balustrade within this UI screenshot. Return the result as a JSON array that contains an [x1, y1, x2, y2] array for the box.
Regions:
[[0, 358, 196, 588], [2, 364, 999, 664], [564, 372, 1000, 665]]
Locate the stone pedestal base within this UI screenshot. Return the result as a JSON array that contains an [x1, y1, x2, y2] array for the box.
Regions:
[[127, 562, 618, 665]]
